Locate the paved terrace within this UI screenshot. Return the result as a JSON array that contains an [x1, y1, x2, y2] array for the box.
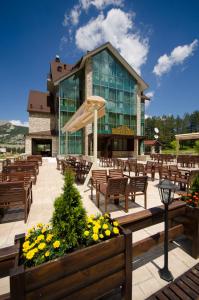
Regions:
[[0, 158, 198, 299]]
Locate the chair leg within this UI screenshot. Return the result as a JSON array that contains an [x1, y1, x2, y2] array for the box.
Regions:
[[144, 193, 147, 209], [91, 185, 93, 200], [125, 195, 128, 213], [97, 191, 100, 208]]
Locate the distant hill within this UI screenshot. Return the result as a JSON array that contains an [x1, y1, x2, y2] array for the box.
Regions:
[[0, 121, 28, 145]]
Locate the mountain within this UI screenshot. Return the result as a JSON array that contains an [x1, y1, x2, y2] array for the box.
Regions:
[[0, 121, 28, 145]]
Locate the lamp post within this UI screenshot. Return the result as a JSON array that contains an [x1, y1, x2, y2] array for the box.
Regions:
[[157, 179, 178, 282]]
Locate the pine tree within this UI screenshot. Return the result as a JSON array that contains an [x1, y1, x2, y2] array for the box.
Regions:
[[52, 168, 87, 249]]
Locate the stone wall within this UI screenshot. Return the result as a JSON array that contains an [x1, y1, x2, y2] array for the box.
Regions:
[[29, 112, 55, 133], [25, 135, 58, 157]]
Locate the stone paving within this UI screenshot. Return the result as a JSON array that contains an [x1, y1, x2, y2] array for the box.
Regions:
[[0, 158, 198, 298]]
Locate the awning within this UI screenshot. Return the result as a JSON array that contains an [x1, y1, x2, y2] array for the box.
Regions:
[[62, 96, 106, 133]]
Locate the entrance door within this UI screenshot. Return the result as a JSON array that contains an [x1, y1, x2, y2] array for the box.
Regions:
[[32, 139, 52, 157]]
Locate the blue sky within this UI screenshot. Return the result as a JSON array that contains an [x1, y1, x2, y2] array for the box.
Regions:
[[0, 0, 198, 125]]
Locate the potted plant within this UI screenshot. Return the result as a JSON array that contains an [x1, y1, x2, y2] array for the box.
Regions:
[[9, 169, 132, 300]]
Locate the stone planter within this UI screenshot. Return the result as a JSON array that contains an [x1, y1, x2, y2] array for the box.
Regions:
[[10, 228, 132, 300]]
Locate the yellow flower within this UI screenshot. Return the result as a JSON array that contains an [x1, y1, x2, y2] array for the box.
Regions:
[[53, 240, 60, 248], [93, 226, 99, 234], [113, 227, 119, 234], [26, 250, 35, 260], [104, 213, 109, 218], [38, 242, 46, 250], [29, 242, 36, 249], [25, 234, 30, 240], [103, 224, 108, 230], [92, 233, 99, 241], [87, 217, 93, 223], [46, 234, 53, 242], [45, 250, 50, 257], [42, 227, 47, 234], [99, 216, 104, 220], [33, 248, 38, 254], [105, 230, 111, 236], [36, 234, 45, 243], [23, 241, 30, 249], [84, 230, 90, 237], [113, 221, 119, 227], [99, 234, 104, 239], [37, 223, 43, 228]]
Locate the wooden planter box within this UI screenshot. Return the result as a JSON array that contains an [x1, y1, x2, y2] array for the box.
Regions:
[[10, 228, 132, 300], [185, 206, 199, 259]]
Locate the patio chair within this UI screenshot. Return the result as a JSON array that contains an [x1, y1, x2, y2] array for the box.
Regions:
[[0, 181, 32, 223], [127, 176, 148, 209], [175, 170, 199, 193], [159, 165, 170, 181], [136, 163, 145, 176], [90, 170, 108, 200], [109, 169, 124, 178], [144, 161, 155, 181], [97, 177, 128, 212]]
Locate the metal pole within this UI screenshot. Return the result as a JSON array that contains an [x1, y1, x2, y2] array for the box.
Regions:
[[93, 108, 98, 166], [159, 203, 173, 282]]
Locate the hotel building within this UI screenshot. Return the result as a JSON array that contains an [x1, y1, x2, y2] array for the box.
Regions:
[[25, 42, 149, 157]]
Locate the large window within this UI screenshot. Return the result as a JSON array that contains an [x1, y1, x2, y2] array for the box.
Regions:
[[92, 49, 137, 134], [59, 71, 84, 154]]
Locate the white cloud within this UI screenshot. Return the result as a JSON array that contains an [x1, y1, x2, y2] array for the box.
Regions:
[[75, 9, 149, 73], [63, 0, 123, 27], [80, 0, 124, 10], [145, 91, 154, 98], [145, 114, 151, 119], [10, 120, 29, 127], [153, 39, 198, 76], [70, 5, 81, 25]]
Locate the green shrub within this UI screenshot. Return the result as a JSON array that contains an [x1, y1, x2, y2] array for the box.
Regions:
[[51, 168, 87, 249], [191, 174, 199, 193], [194, 140, 199, 154]]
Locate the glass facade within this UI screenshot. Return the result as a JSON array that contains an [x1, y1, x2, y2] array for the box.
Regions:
[[92, 49, 138, 135], [59, 71, 84, 154], [58, 48, 145, 155]]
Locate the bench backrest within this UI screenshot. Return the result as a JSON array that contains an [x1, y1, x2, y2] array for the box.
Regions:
[[0, 181, 25, 208]]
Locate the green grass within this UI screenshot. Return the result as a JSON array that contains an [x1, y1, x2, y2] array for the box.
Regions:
[[162, 147, 198, 155]]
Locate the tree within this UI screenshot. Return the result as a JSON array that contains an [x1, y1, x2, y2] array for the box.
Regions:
[[52, 168, 87, 249]]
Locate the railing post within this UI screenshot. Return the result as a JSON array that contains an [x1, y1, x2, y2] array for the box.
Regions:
[[122, 228, 132, 300]]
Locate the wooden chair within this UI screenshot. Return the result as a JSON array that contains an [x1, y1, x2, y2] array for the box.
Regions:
[[97, 177, 128, 212], [159, 165, 170, 181], [127, 176, 148, 209], [90, 170, 108, 200], [136, 163, 145, 176], [169, 165, 181, 182], [109, 169, 124, 178], [27, 155, 42, 165], [0, 181, 32, 223], [7, 172, 33, 189], [175, 170, 199, 193], [145, 161, 155, 181]]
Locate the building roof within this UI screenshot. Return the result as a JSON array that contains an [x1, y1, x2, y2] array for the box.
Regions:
[[27, 90, 54, 113], [51, 42, 149, 91], [144, 140, 162, 146], [49, 58, 74, 83]]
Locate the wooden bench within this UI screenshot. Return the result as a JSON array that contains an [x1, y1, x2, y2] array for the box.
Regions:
[[27, 155, 42, 165], [3, 165, 37, 184], [0, 181, 32, 223], [147, 263, 199, 299]]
